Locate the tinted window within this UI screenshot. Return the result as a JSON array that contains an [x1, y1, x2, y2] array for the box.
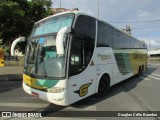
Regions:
[[113, 30, 123, 48], [123, 35, 131, 49], [69, 15, 96, 76], [97, 22, 113, 47], [97, 21, 146, 49]]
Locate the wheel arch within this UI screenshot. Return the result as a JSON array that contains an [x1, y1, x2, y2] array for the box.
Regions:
[[96, 72, 111, 93]]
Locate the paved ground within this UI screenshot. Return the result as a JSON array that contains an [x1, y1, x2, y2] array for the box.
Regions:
[[0, 66, 23, 81]]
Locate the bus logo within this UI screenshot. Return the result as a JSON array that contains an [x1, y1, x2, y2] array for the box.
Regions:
[[97, 54, 111, 61], [74, 83, 92, 97]]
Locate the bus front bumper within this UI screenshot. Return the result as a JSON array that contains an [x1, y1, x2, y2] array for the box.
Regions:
[[23, 83, 70, 106]]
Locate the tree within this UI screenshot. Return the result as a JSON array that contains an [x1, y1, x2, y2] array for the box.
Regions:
[[0, 0, 52, 54]]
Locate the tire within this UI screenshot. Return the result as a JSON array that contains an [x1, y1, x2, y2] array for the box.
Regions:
[[97, 75, 110, 97]]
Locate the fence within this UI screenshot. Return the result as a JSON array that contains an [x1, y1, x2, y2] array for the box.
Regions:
[[4, 56, 24, 66], [0, 50, 4, 67]]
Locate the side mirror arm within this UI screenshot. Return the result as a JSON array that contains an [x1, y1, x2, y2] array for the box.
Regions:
[[56, 27, 71, 55], [11, 37, 25, 56]]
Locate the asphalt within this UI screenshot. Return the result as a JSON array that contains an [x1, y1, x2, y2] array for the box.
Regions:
[[0, 66, 23, 81]]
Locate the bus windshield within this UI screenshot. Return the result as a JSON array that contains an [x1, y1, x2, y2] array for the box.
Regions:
[[24, 13, 74, 79], [24, 34, 69, 79]]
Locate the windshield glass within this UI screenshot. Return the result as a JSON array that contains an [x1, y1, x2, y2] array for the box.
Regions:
[[24, 13, 74, 79], [31, 13, 74, 37], [24, 34, 68, 78]]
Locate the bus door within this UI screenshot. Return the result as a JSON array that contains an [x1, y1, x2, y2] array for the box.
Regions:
[[68, 15, 96, 104], [68, 39, 96, 104]]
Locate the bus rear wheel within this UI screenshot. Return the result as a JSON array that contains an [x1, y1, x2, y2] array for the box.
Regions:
[[97, 75, 110, 97]]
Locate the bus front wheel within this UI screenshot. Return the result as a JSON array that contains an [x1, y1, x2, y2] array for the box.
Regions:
[[97, 75, 110, 97]]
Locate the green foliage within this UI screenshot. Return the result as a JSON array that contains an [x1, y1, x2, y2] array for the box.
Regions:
[[0, 0, 52, 54]]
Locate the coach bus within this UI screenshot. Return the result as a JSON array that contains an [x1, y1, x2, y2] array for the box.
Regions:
[[23, 11, 147, 106]]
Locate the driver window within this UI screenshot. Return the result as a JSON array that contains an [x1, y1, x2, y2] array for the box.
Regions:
[[69, 15, 96, 76]]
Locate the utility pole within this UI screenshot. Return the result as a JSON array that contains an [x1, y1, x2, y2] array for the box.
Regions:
[[97, 0, 99, 18], [56, 0, 61, 13], [59, 1, 61, 9]]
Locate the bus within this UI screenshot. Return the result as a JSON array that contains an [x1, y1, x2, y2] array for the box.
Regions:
[[23, 11, 147, 106]]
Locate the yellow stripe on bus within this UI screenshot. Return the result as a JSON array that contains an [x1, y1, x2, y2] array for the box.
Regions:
[[23, 74, 47, 90]]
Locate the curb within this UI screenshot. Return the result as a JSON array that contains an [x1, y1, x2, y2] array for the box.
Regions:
[[0, 76, 22, 82]]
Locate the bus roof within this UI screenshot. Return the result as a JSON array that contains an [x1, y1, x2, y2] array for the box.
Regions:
[[35, 11, 95, 25]]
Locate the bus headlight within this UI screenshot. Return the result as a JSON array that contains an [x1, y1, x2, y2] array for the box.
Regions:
[[47, 87, 65, 93]]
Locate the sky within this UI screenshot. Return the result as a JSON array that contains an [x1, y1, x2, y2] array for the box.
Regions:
[[52, 0, 160, 50]]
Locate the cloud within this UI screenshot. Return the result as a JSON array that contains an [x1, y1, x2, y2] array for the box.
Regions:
[[137, 11, 152, 19], [51, 0, 160, 50]]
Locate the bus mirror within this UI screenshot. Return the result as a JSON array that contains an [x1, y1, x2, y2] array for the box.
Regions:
[[56, 27, 71, 55], [11, 37, 25, 56]]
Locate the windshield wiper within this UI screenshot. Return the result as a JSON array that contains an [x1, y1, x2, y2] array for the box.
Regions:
[[42, 62, 48, 78]]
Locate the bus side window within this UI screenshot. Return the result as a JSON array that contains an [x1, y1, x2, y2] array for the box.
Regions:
[[70, 40, 82, 66]]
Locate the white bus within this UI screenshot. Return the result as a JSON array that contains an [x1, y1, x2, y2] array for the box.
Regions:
[[23, 11, 147, 106]]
